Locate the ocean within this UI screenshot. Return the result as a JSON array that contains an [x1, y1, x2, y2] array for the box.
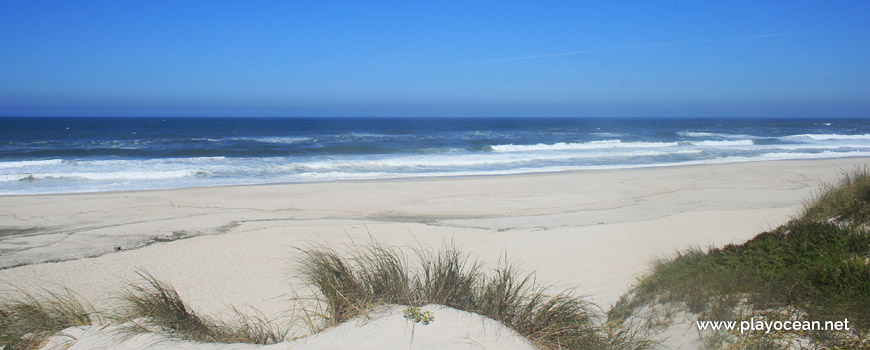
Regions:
[[1, 117, 869, 195]]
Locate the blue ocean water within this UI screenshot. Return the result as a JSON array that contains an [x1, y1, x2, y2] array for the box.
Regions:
[[1, 117, 870, 195]]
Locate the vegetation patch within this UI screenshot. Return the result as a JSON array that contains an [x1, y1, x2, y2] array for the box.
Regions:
[[0, 289, 98, 350], [120, 271, 287, 344], [611, 169, 870, 349], [296, 242, 654, 350]]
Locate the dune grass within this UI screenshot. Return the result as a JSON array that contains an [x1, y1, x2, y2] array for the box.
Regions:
[[0, 273, 288, 349], [610, 169, 870, 349], [0, 289, 98, 350], [801, 167, 870, 227], [297, 242, 655, 350], [120, 271, 287, 344], [0, 247, 653, 350]]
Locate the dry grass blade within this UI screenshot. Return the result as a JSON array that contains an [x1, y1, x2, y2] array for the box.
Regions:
[[0, 288, 98, 350], [295, 246, 367, 326], [121, 271, 287, 344], [415, 246, 481, 308], [122, 271, 215, 341], [296, 241, 654, 349], [217, 306, 289, 345], [354, 243, 412, 305]]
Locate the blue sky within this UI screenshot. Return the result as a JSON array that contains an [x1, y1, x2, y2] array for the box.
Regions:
[[1, 1, 869, 118]]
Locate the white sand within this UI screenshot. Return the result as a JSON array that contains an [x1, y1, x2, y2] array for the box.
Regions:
[[42, 305, 535, 350], [1, 158, 868, 348]]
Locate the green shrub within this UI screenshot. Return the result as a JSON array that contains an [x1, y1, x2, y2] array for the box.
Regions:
[[612, 170, 870, 348]]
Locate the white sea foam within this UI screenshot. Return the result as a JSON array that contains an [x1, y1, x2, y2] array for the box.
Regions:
[[684, 151, 870, 165], [0, 159, 65, 169], [278, 151, 870, 182], [232, 136, 312, 144], [0, 174, 30, 182], [69, 157, 227, 167], [678, 131, 715, 137], [1, 170, 205, 182], [755, 151, 870, 160], [784, 133, 870, 141], [678, 131, 757, 139], [578, 151, 870, 170], [289, 166, 584, 181], [285, 150, 704, 172], [755, 144, 870, 151], [490, 140, 679, 152], [686, 140, 755, 146], [591, 132, 625, 137]]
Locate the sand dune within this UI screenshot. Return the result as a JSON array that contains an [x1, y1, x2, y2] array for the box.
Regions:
[[41, 305, 534, 350]]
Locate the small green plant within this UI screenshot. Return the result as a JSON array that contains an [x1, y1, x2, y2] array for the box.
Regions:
[[403, 306, 435, 350], [403, 306, 434, 325]]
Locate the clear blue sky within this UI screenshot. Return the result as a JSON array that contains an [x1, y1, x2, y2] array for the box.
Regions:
[[1, 1, 869, 118]]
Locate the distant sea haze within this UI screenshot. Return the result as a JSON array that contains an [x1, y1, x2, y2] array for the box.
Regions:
[[1, 117, 869, 195]]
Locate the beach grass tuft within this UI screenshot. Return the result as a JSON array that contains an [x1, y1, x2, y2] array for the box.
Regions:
[[296, 242, 654, 350], [0, 289, 98, 350], [414, 245, 482, 310], [802, 166, 870, 227], [121, 271, 287, 344]]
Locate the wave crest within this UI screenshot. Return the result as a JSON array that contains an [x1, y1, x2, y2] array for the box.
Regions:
[[491, 140, 679, 152], [685, 140, 755, 146], [0, 159, 65, 169], [785, 133, 870, 141], [0, 170, 206, 182]]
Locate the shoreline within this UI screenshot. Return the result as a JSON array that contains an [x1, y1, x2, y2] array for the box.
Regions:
[[4, 155, 869, 198], [1, 157, 869, 318]]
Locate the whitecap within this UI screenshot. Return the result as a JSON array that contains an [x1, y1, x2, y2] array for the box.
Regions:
[[490, 140, 678, 152], [0, 159, 65, 169], [3, 170, 206, 181], [783, 133, 870, 141], [685, 140, 755, 146]]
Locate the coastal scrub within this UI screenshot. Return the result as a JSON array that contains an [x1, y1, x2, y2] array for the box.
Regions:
[[611, 169, 870, 349]]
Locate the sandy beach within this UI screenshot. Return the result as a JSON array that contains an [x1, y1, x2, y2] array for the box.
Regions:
[[2, 158, 866, 324], [0, 157, 867, 350]]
